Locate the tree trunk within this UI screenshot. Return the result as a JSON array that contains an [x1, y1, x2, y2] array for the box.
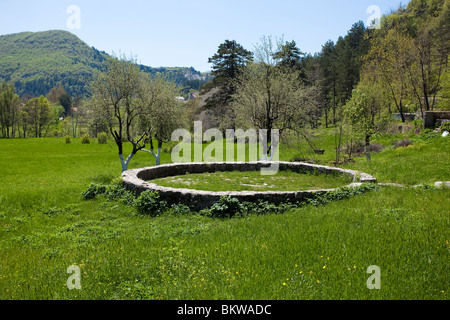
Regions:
[[399, 105, 405, 123], [332, 80, 336, 125], [259, 129, 268, 161], [120, 153, 135, 172], [73, 113, 79, 138], [365, 134, 371, 162], [267, 129, 279, 161], [142, 138, 163, 166], [155, 147, 161, 166], [142, 147, 162, 166], [334, 125, 342, 165]]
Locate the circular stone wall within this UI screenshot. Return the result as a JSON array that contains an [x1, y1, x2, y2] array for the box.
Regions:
[[122, 161, 377, 209]]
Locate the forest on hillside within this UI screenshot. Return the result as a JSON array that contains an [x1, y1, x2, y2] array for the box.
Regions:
[[0, 30, 210, 98]]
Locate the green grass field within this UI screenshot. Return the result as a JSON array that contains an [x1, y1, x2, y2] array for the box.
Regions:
[[0, 130, 449, 300]]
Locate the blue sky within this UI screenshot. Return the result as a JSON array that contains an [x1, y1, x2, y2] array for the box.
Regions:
[[0, 0, 410, 72]]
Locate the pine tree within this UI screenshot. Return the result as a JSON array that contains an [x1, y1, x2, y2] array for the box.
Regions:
[[272, 40, 304, 70], [205, 40, 253, 108]]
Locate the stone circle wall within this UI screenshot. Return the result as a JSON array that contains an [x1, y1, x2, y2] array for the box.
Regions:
[[122, 161, 377, 209]]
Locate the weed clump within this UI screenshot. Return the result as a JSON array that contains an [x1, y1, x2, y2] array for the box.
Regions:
[[207, 196, 243, 218], [134, 190, 167, 216], [81, 182, 107, 200]]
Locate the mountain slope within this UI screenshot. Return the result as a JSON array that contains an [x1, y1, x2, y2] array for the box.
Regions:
[[0, 30, 210, 97]]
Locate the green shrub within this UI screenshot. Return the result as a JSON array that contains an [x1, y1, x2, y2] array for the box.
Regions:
[[97, 132, 108, 144], [440, 122, 450, 131], [208, 196, 243, 218], [119, 191, 138, 206], [81, 178, 137, 205], [81, 133, 90, 144], [65, 136, 71, 144], [81, 182, 107, 200], [135, 191, 167, 216], [104, 180, 126, 200]]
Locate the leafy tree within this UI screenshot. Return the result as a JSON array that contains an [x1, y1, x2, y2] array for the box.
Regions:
[[17, 102, 31, 138], [59, 93, 72, 115], [436, 68, 450, 110], [343, 80, 389, 161], [409, 1, 449, 111], [0, 82, 20, 138], [364, 27, 413, 122], [379, 0, 449, 113], [26, 96, 51, 137]]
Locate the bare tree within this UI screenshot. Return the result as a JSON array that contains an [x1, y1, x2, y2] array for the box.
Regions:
[[90, 55, 182, 171], [232, 36, 318, 159], [231, 62, 308, 158], [90, 55, 149, 172], [138, 74, 184, 166]]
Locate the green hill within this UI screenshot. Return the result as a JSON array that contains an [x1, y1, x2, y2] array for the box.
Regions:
[[0, 30, 209, 97]]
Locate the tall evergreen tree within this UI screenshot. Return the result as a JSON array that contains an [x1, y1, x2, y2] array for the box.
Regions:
[[318, 21, 371, 126], [319, 40, 338, 126], [205, 40, 253, 108], [59, 93, 72, 116], [273, 40, 304, 69]]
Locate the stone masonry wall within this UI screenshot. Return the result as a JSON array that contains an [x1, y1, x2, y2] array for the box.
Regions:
[[122, 161, 377, 209], [423, 111, 450, 128]]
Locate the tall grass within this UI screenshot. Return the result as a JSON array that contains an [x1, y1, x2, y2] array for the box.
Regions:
[[0, 133, 448, 300]]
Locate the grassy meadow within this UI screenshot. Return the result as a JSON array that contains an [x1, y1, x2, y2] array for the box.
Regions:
[[0, 128, 449, 300]]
